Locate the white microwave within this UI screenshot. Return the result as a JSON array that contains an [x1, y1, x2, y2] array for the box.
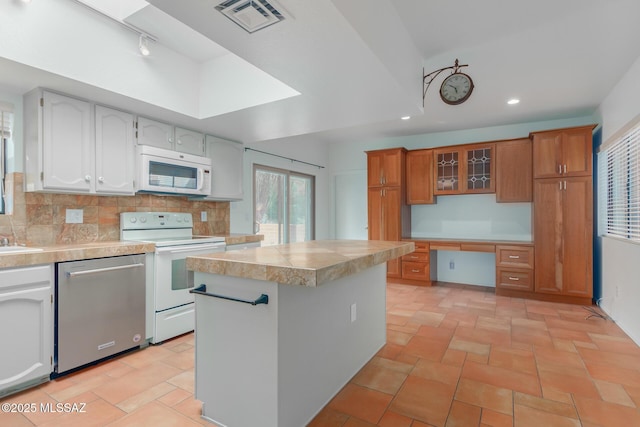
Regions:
[[136, 145, 211, 196]]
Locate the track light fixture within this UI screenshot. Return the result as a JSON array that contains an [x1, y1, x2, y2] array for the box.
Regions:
[[139, 35, 150, 56]]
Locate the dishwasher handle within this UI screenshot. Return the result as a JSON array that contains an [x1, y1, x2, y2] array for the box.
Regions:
[[67, 263, 145, 278]]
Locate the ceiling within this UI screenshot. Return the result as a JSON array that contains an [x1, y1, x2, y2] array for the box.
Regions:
[[2, 0, 640, 146]]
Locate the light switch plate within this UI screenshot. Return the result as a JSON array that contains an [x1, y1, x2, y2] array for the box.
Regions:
[[201, 211, 207, 221], [66, 208, 83, 224]]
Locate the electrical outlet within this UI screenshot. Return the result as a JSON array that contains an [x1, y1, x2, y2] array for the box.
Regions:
[[201, 211, 207, 221], [449, 259, 455, 270], [65, 209, 83, 224], [350, 303, 357, 323]]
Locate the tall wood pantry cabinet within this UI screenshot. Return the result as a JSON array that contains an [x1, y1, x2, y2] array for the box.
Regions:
[[366, 148, 411, 278], [531, 125, 595, 304]]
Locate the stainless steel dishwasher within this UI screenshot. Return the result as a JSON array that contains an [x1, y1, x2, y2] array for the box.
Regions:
[[55, 254, 146, 375]]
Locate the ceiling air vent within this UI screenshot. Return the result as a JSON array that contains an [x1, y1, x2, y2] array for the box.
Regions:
[[215, 0, 290, 33]]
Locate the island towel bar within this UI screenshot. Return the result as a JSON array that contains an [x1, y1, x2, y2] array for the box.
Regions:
[[190, 284, 269, 306]]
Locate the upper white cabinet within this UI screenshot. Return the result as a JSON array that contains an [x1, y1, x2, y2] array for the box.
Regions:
[[95, 106, 135, 195], [0, 264, 53, 397], [24, 90, 135, 195], [175, 127, 205, 156], [205, 135, 244, 201], [136, 117, 174, 150], [24, 90, 93, 192], [136, 118, 205, 156]]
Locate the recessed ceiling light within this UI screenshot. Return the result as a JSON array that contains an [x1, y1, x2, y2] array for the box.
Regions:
[[507, 98, 520, 105], [401, 116, 411, 120]]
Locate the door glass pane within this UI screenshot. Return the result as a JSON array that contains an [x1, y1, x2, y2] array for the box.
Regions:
[[255, 168, 286, 245], [437, 152, 458, 191], [289, 174, 313, 242], [254, 165, 315, 245]]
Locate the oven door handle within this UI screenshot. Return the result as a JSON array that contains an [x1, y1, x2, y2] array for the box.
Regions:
[[155, 244, 226, 255]]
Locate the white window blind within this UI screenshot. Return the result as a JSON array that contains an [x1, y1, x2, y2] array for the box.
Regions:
[[604, 122, 640, 240]]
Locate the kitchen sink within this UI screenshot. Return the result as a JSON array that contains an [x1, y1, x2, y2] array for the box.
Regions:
[[0, 246, 44, 254]]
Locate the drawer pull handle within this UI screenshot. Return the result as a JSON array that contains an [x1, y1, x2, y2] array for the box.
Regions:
[[411, 269, 421, 273], [410, 256, 419, 259], [508, 255, 520, 259], [508, 277, 520, 281]]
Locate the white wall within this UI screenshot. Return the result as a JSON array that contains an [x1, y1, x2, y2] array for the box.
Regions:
[[595, 54, 640, 344], [329, 115, 597, 286]]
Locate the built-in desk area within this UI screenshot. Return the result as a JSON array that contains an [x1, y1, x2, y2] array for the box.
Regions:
[[397, 237, 536, 298]]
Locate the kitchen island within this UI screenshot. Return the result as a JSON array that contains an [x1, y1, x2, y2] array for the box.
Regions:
[[186, 239, 414, 427]]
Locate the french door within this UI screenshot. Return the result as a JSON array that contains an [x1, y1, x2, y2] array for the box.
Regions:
[[254, 165, 315, 246]]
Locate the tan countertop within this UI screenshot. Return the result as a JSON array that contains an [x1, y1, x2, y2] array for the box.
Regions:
[[0, 241, 156, 269], [215, 234, 264, 246], [187, 239, 414, 287]]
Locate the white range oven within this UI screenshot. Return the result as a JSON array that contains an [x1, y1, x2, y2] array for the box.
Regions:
[[120, 212, 225, 343]]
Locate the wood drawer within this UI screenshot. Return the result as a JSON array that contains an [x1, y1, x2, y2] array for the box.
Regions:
[[496, 245, 534, 269], [496, 268, 533, 291], [429, 242, 460, 251], [402, 251, 429, 262], [460, 243, 495, 253], [413, 241, 429, 252], [402, 261, 429, 281]]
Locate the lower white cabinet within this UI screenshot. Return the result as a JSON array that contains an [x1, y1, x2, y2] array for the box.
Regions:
[[0, 264, 53, 397]]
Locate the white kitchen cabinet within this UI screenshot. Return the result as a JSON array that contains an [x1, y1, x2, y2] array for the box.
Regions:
[[137, 119, 205, 156], [204, 135, 244, 201], [136, 117, 174, 150], [95, 105, 135, 194], [0, 264, 53, 398], [24, 90, 136, 195], [175, 127, 205, 156], [24, 90, 93, 193]]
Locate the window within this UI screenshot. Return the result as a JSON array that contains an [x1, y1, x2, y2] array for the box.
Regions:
[[601, 119, 640, 240], [253, 164, 315, 246], [0, 107, 13, 215]]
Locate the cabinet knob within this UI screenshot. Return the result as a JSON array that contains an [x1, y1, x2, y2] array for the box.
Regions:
[[85, 175, 91, 182], [98, 177, 104, 183], [177, 139, 182, 145]]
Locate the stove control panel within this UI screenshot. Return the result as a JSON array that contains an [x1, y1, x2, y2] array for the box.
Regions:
[[120, 212, 194, 230]]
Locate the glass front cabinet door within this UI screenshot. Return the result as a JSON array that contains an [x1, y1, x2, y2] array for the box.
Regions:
[[434, 143, 495, 195]]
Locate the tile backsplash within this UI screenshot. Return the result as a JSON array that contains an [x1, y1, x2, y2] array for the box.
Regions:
[[0, 173, 230, 246]]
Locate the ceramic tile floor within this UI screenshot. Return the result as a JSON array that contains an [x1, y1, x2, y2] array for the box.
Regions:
[[2, 282, 640, 426]]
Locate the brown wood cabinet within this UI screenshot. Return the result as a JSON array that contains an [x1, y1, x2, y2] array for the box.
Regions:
[[400, 240, 434, 285], [367, 148, 410, 279], [406, 149, 434, 204], [367, 148, 405, 187], [534, 176, 593, 299], [434, 143, 495, 195], [496, 245, 534, 292], [532, 126, 593, 179], [496, 139, 532, 202]]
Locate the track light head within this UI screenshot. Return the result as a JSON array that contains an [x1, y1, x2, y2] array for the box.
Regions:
[[139, 35, 150, 56]]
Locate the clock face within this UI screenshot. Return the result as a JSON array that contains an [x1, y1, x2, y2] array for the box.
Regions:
[[439, 72, 474, 105]]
